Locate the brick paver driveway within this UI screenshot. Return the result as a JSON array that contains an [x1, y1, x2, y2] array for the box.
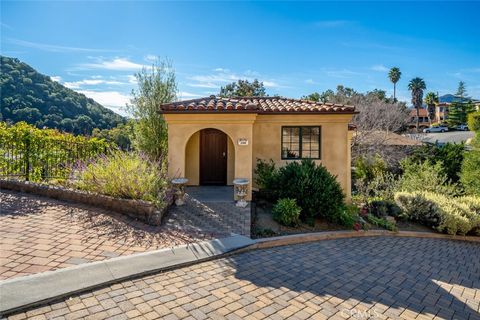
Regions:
[[6, 237, 480, 320], [0, 190, 249, 280]]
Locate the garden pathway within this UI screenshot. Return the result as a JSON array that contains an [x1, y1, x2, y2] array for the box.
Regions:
[[6, 237, 480, 319], [0, 189, 250, 280]]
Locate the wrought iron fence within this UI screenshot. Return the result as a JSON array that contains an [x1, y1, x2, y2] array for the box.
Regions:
[[0, 137, 108, 182]]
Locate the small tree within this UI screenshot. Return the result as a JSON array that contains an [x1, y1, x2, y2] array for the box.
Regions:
[[128, 58, 177, 161], [302, 90, 334, 103], [219, 79, 266, 97]]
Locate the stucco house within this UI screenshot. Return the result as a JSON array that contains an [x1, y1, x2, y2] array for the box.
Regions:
[[408, 108, 431, 129], [159, 96, 357, 201]]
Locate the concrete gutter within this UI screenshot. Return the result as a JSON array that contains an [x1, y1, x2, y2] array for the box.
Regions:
[[1, 230, 478, 315], [248, 230, 480, 251], [0, 235, 255, 315]]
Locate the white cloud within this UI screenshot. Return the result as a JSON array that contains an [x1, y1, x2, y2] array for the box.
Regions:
[[81, 58, 143, 71], [187, 68, 281, 89], [64, 79, 125, 89], [77, 90, 131, 108], [178, 91, 202, 99], [7, 38, 115, 53], [214, 68, 230, 73], [187, 82, 218, 88], [144, 54, 157, 62], [50, 76, 62, 82], [127, 75, 137, 84], [263, 81, 279, 88], [371, 64, 389, 72]]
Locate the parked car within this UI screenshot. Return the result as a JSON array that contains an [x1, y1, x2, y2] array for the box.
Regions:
[[456, 124, 469, 131], [423, 125, 449, 133]]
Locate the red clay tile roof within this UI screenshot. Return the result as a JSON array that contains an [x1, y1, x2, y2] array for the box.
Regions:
[[159, 96, 356, 114], [409, 108, 429, 117]]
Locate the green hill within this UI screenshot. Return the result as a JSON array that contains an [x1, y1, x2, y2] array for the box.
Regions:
[[0, 56, 125, 135]]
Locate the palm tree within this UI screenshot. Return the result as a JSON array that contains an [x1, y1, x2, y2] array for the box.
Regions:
[[388, 67, 401, 102], [424, 92, 438, 123], [408, 77, 427, 132]]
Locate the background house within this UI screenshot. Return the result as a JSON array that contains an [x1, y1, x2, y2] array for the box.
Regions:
[[409, 108, 431, 128]]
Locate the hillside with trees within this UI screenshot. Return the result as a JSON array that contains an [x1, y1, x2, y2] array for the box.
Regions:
[[0, 56, 125, 135]]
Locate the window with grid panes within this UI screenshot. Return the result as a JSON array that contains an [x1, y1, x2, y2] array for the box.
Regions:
[[281, 126, 320, 159]]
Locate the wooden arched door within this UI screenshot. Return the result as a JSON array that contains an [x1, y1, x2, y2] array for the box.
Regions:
[[200, 129, 227, 185]]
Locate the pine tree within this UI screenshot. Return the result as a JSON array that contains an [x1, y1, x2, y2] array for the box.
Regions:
[[447, 102, 465, 127], [456, 81, 467, 100]]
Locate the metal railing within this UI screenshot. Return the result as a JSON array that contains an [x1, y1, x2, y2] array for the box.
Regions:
[[0, 137, 107, 182]]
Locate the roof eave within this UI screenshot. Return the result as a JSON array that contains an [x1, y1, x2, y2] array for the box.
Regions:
[[158, 110, 358, 115]]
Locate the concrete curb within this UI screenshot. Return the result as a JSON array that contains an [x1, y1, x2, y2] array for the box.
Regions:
[[0, 235, 255, 315], [246, 230, 480, 251]]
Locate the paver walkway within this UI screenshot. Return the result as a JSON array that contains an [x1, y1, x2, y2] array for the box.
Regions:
[[0, 189, 249, 280], [6, 237, 480, 319]]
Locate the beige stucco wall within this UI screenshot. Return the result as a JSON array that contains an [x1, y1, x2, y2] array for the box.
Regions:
[[164, 113, 256, 200], [164, 112, 354, 201], [253, 114, 354, 201], [184, 131, 200, 185]]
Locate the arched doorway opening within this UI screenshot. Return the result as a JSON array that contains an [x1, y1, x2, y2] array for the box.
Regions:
[[185, 128, 235, 186]]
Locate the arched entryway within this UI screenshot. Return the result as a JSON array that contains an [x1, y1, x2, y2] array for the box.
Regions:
[[200, 128, 227, 185], [185, 128, 235, 186]]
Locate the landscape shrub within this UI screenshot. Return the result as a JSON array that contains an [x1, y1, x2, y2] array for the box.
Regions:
[[408, 143, 465, 182], [354, 155, 387, 181], [254, 159, 346, 225], [397, 159, 459, 196], [335, 204, 359, 228], [369, 199, 402, 218], [456, 196, 480, 234], [353, 155, 399, 203], [366, 214, 397, 231], [355, 171, 398, 203], [272, 198, 301, 227], [254, 159, 279, 200], [0, 121, 109, 182], [460, 148, 480, 196], [395, 192, 443, 227], [394, 191, 480, 235], [467, 111, 480, 132], [275, 160, 346, 224], [71, 151, 169, 209]]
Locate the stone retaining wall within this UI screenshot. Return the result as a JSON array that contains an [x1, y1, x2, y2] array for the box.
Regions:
[[0, 179, 166, 225]]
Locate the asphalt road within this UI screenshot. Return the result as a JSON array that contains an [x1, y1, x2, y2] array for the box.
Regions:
[[408, 131, 474, 144]]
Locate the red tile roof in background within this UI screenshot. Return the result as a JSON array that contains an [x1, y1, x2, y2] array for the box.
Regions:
[[409, 108, 429, 117]]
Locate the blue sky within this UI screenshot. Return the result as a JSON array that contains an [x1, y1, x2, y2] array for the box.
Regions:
[[2, 1, 479, 115]]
